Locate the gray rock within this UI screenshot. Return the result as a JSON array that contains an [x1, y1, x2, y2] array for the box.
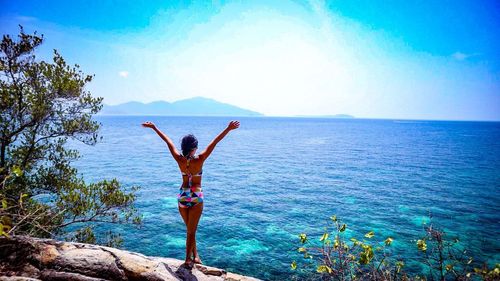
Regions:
[[0, 236, 261, 281]]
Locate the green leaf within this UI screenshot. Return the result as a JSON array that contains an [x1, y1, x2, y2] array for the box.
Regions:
[[11, 166, 23, 177], [19, 193, 28, 204], [330, 215, 337, 222], [359, 246, 374, 264], [417, 239, 427, 251], [317, 265, 333, 274], [339, 224, 346, 232], [2, 223, 11, 232], [1, 216, 12, 227], [297, 247, 306, 253], [334, 238, 339, 249], [320, 232, 329, 242], [385, 237, 393, 245], [364, 231, 374, 238], [0, 223, 8, 238], [1, 199, 7, 210], [396, 261, 405, 273], [291, 261, 297, 270], [299, 233, 307, 244], [350, 238, 361, 246]]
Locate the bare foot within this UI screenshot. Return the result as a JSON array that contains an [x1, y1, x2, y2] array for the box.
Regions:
[[182, 259, 193, 269], [193, 256, 203, 264]]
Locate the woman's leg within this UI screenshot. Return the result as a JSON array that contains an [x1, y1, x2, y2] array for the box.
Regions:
[[186, 203, 203, 265], [178, 205, 189, 226], [192, 244, 201, 264], [178, 205, 192, 263]]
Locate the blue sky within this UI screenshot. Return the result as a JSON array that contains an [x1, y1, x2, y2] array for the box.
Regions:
[[1, 0, 499, 120]]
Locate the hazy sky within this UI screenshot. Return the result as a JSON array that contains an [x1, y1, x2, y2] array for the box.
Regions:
[[1, 0, 499, 120]]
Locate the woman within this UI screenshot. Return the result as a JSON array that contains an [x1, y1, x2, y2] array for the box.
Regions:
[[142, 120, 240, 267]]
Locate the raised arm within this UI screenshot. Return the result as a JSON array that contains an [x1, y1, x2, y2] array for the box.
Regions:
[[142, 121, 182, 161], [199, 120, 239, 161]]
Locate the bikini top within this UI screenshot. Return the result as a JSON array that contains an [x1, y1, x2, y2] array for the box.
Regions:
[[181, 157, 203, 177]]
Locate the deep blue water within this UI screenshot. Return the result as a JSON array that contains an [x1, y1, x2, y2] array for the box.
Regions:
[[69, 116, 499, 280]]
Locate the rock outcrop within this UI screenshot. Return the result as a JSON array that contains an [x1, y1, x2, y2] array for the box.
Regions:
[[0, 236, 261, 281]]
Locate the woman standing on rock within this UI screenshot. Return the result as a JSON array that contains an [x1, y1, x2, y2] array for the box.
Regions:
[[142, 120, 240, 267]]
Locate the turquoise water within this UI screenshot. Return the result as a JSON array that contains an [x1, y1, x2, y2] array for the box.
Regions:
[[69, 116, 499, 280]]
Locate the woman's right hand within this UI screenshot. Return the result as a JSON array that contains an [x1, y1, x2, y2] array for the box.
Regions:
[[141, 121, 156, 129], [227, 120, 240, 130]]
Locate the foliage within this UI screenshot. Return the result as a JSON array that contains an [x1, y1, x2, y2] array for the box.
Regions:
[[414, 223, 498, 281], [0, 26, 141, 247], [291, 215, 405, 280], [291, 215, 498, 281]]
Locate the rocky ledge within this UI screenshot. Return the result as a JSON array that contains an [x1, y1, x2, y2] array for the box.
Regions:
[[0, 235, 261, 281]]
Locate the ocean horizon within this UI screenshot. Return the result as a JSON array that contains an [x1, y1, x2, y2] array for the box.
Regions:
[[96, 113, 500, 123]]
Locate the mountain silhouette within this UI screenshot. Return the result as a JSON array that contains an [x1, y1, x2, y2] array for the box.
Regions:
[[100, 97, 262, 116]]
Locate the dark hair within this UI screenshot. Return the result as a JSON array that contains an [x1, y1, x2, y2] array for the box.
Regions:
[[181, 134, 198, 157]]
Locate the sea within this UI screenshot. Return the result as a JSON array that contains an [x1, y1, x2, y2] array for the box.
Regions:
[[68, 116, 500, 280]]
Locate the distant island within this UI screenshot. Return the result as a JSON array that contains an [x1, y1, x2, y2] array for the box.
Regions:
[[99, 97, 263, 116]]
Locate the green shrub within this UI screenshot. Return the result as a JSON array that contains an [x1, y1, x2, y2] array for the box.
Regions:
[[291, 215, 498, 281]]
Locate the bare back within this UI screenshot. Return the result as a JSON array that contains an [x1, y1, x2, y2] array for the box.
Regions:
[[177, 156, 204, 187]]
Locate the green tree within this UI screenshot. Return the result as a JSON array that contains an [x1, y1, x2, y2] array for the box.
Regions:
[[0, 26, 141, 247]]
